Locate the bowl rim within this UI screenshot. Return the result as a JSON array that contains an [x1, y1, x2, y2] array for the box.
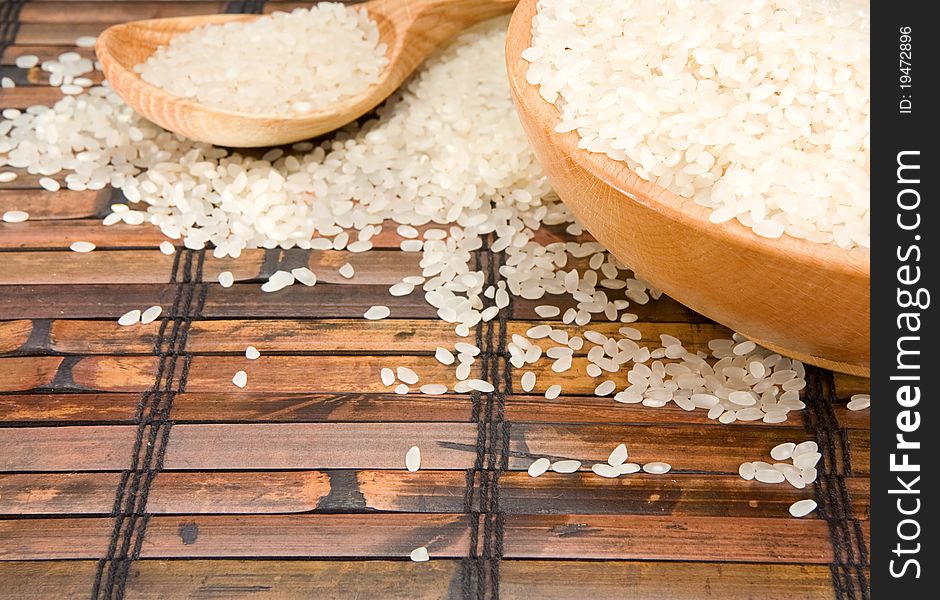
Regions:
[[505, 0, 870, 280]]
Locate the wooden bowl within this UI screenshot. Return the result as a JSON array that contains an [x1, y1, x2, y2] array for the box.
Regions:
[[505, 0, 870, 377]]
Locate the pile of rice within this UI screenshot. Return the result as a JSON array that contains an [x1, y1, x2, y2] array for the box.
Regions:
[[1, 18, 811, 427], [136, 4, 388, 114], [523, 0, 870, 248]]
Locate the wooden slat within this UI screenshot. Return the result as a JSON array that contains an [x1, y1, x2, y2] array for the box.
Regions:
[[0, 390, 870, 430], [14, 23, 110, 45], [0, 284, 442, 319], [0, 249, 421, 284], [18, 1, 224, 22], [0, 283, 701, 322], [0, 248, 642, 286], [1, 318, 731, 355], [1, 46, 95, 65], [0, 319, 464, 355], [1, 66, 105, 87], [0, 86, 64, 108], [0, 393, 474, 424], [0, 220, 501, 250], [0, 559, 847, 600], [0, 222, 168, 249], [0, 472, 330, 515], [0, 354, 470, 392], [503, 561, 842, 600], [0, 470, 869, 519], [0, 422, 867, 475], [0, 190, 110, 220], [0, 559, 460, 600], [0, 220, 588, 248], [0, 320, 31, 354], [0, 513, 859, 563], [0, 514, 471, 560]]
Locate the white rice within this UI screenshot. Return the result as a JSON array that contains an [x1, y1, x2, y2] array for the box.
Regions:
[[117, 309, 141, 326], [642, 462, 672, 474], [551, 460, 581, 473], [291, 267, 317, 286], [140, 305, 162, 324], [136, 5, 388, 114], [770, 442, 796, 461], [419, 383, 447, 395], [847, 393, 870, 411], [524, 0, 871, 248], [396, 367, 419, 385], [69, 241, 96, 253], [591, 463, 621, 478], [232, 370, 248, 388], [245, 346, 261, 360], [607, 443, 628, 467], [218, 271, 235, 288], [261, 270, 294, 292], [527, 457, 550, 477], [405, 446, 421, 472], [338, 263, 355, 279], [520, 371, 536, 392], [2, 210, 29, 223], [15, 55, 39, 69], [789, 499, 818, 518], [364, 305, 391, 320], [409, 546, 430, 562]]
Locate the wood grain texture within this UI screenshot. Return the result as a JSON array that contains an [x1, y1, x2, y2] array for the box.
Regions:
[[0, 470, 869, 518], [2, 45, 96, 64], [0, 318, 463, 355], [0, 389, 872, 430], [505, 0, 870, 376], [0, 219, 587, 249], [16, 23, 111, 45], [0, 86, 65, 108], [0, 283, 443, 319], [0, 513, 862, 562], [0, 318, 728, 355], [19, 1, 224, 22], [0, 559, 847, 600], [0, 354, 473, 392], [0, 190, 111, 220], [0, 249, 421, 284], [96, 0, 519, 146], [0, 6, 870, 595], [0, 422, 870, 475]]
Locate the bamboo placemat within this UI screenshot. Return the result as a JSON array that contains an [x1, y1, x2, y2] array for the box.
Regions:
[[0, 2, 871, 599]]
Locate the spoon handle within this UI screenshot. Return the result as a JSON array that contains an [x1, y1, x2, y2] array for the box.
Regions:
[[375, 0, 520, 33], [420, 0, 521, 22]]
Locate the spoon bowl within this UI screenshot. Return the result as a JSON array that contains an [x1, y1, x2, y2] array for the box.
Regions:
[[505, 0, 870, 376], [96, 0, 518, 147]]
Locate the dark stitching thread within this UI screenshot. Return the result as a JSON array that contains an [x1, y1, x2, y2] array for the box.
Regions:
[[462, 238, 510, 600], [802, 366, 869, 600], [463, 242, 483, 598], [0, 0, 27, 58], [92, 249, 205, 600], [223, 0, 268, 14]]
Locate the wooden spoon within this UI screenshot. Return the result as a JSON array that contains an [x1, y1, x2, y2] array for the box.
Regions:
[[505, 0, 870, 376], [96, 0, 519, 147]]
